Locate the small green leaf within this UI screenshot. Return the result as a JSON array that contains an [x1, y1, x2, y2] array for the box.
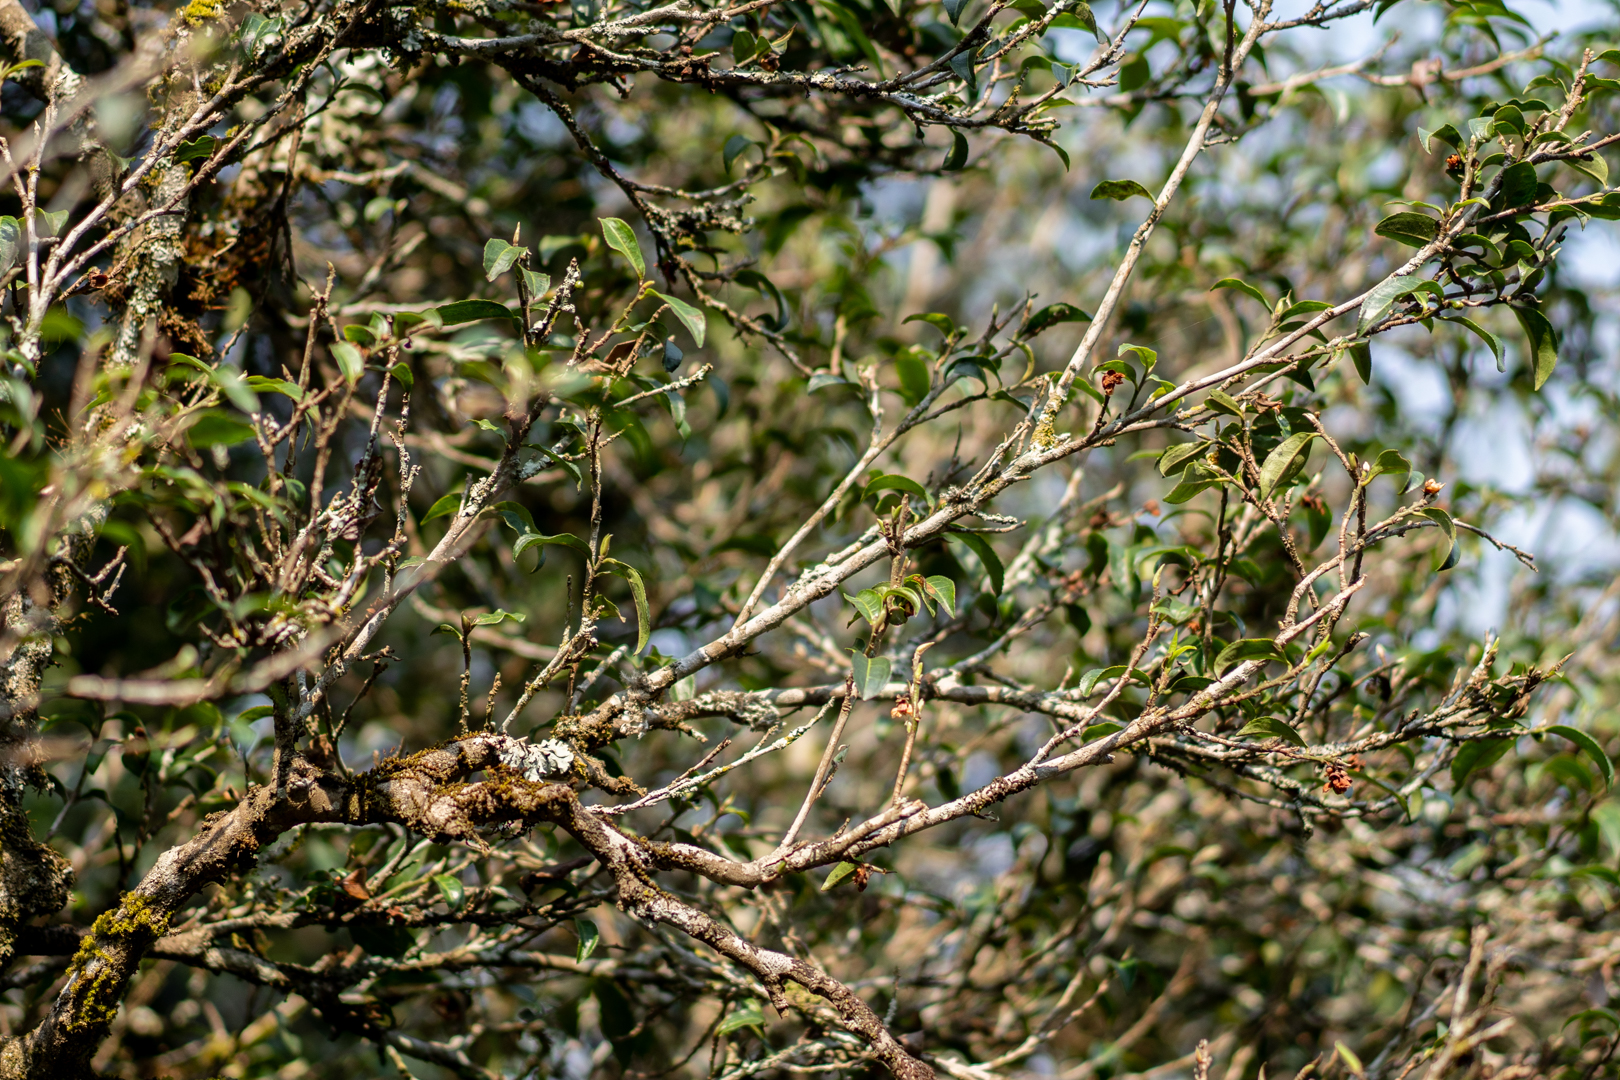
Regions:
[[601, 559, 651, 653], [1117, 342, 1157, 371], [438, 299, 515, 325], [863, 474, 929, 504], [1513, 305, 1559, 390], [1335, 1042, 1365, 1078], [331, 341, 364, 385], [1211, 277, 1269, 308], [1374, 211, 1439, 247], [723, 134, 755, 173], [1158, 442, 1205, 476], [421, 492, 464, 524], [600, 217, 645, 278], [1258, 432, 1317, 500], [521, 268, 551, 298], [472, 609, 524, 627], [389, 362, 414, 390], [1021, 303, 1091, 336], [948, 531, 1003, 595], [483, 238, 526, 282], [1418, 507, 1457, 571], [1215, 638, 1284, 673], [434, 873, 466, 910], [1090, 178, 1153, 202], [1548, 725, 1614, 787], [922, 575, 956, 616], [186, 411, 257, 449], [651, 290, 706, 348], [716, 1001, 766, 1034], [1357, 274, 1427, 333], [1364, 448, 1411, 485], [844, 589, 884, 627], [1451, 736, 1514, 789], [1442, 316, 1504, 372], [575, 918, 601, 961], [851, 654, 892, 700], [822, 862, 860, 891], [1237, 716, 1307, 747], [244, 376, 303, 402], [942, 130, 969, 172]]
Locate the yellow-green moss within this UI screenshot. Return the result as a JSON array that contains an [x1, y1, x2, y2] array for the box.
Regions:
[[63, 893, 172, 1032], [182, 0, 223, 24]]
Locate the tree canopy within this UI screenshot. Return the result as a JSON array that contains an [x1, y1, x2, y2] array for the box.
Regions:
[[4, 0, 1620, 1076]]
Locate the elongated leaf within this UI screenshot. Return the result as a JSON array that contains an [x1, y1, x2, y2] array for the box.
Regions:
[[863, 474, 929, 503], [851, 654, 892, 700], [822, 861, 860, 891], [1513, 305, 1559, 390], [717, 1001, 766, 1034], [1374, 211, 1439, 247], [1442, 315, 1504, 371], [1418, 507, 1457, 571], [1091, 178, 1153, 202], [484, 238, 526, 281], [434, 873, 466, 910], [600, 217, 645, 278], [438, 299, 515, 325], [331, 341, 364, 385], [1237, 716, 1307, 747], [1451, 736, 1514, 789], [1022, 302, 1091, 336], [844, 588, 883, 627], [1499, 161, 1538, 207], [1258, 432, 1317, 500], [1211, 277, 1269, 307], [422, 492, 464, 523], [513, 532, 593, 560], [0, 216, 18, 277], [949, 531, 1004, 595], [1548, 725, 1614, 787], [1215, 637, 1284, 672], [652, 290, 706, 348], [922, 575, 956, 616], [942, 130, 969, 171], [575, 918, 601, 961], [601, 559, 651, 653], [1159, 442, 1206, 476], [1164, 462, 1222, 504], [1357, 274, 1426, 333]]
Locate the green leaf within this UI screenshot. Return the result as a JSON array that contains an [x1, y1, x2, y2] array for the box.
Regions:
[[922, 575, 956, 616], [483, 238, 526, 282], [1211, 277, 1269, 307], [949, 532, 1004, 595], [1345, 341, 1373, 384], [1206, 389, 1243, 417], [1090, 178, 1153, 202], [1374, 211, 1439, 247], [575, 918, 601, 961], [1417, 123, 1462, 153], [1164, 462, 1223, 504], [1022, 303, 1091, 336], [331, 341, 364, 385], [1357, 274, 1427, 333], [1118, 342, 1157, 371], [942, 130, 969, 172], [716, 1001, 766, 1034], [904, 312, 957, 337], [821, 0, 884, 74], [732, 28, 757, 63], [437, 299, 515, 325], [863, 474, 929, 504], [600, 217, 645, 278], [651, 290, 706, 348], [1158, 442, 1206, 476], [723, 134, 755, 173], [1237, 716, 1307, 747], [1498, 161, 1538, 207], [1513, 305, 1559, 390], [0, 216, 19, 277], [390, 362, 414, 390], [851, 654, 892, 700], [1441, 316, 1504, 372], [822, 861, 860, 891], [245, 376, 303, 402], [175, 135, 218, 163], [1419, 507, 1458, 571], [186, 411, 257, 449], [1451, 736, 1514, 790], [520, 268, 551, 299], [472, 609, 524, 626], [513, 532, 591, 558], [1548, 725, 1614, 787], [1258, 432, 1317, 500], [1215, 637, 1284, 673], [1335, 1042, 1365, 1078], [844, 588, 883, 627], [434, 873, 466, 910], [421, 492, 464, 524], [601, 559, 651, 653], [1364, 448, 1411, 485]]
